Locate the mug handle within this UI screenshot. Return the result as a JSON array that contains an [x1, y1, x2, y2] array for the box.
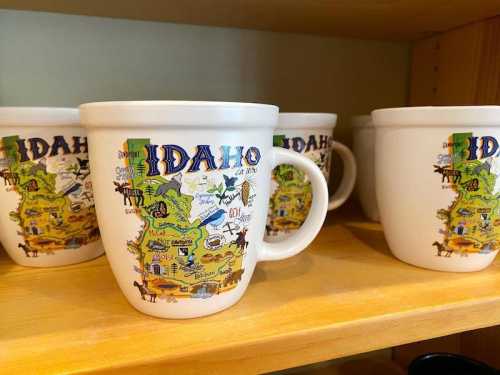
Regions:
[[328, 142, 357, 211], [257, 147, 329, 261]]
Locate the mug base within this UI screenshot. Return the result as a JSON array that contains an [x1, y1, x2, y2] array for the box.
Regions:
[[391, 251, 497, 273], [125, 285, 247, 319], [7, 244, 105, 268], [129, 301, 236, 319]]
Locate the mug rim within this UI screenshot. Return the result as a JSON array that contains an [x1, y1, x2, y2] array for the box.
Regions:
[[80, 100, 279, 128], [0, 107, 80, 127], [372, 105, 500, 128], [278, 112, 337, 129]]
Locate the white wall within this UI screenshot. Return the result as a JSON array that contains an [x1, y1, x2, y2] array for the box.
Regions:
[[0, 10, 409, 146]]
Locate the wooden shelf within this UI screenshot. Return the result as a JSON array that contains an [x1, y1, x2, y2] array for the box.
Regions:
[[2, 0, 500, 41], [2, 205, 500, 374]]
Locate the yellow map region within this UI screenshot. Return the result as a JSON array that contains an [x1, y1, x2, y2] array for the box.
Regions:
[[125, 139, 246, 301], [267, 164, 312, 234], [436, 132, 500, 256], [2, 136, 99, 256]]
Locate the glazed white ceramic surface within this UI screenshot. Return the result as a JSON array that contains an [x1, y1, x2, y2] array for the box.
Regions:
[[352, 115, 380, 222], [0, 107, 103, 267], [266, 113, 356, 241], [81, 101, 328, 318], [373, 106, 500, 272]]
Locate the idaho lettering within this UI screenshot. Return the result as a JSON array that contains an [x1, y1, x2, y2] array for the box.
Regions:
[[468, 136, 500, 160], [273, 134, 329, 153], [144, 144, 261, 176], [16, 136, 88, 162]]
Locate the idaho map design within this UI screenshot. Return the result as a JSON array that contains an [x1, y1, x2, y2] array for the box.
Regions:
[[435, 132, 500, 257], [1, 135, 99, 257], [267, 165, 312, 234], [120, 139, 257, 302], [266, 134, 329, 236]]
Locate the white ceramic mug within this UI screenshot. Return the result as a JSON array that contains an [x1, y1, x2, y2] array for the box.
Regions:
[[266, 113, 356, 240], [0, 108, 103, 267], [352, 115, 380, 221], [81, 101, 329, 318], [373, 106, 500, 272]]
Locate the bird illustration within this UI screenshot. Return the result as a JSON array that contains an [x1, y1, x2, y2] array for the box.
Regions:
[[223, 175, 237, 188], [198, 209, 226, 228]]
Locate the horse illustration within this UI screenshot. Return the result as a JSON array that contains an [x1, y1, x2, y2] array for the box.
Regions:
[[231, 228, 249, 251], [18, 243, 38, 257], [133, 280, 157, 302], [432, 241, 453, 257]]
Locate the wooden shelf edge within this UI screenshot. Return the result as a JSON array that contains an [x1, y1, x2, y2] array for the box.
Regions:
[[2, 207, 500, 374], [88, 298, 500, 374]]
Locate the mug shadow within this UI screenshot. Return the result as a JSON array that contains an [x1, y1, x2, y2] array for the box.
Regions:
[[3, 212, 489, 342], [344, 222, 393, 259], [229, 209, 478, 319], [0, 254, 162, 341], [2, 247, 315, 341], [0, 249, 18, 274], [251, 251, 314, 284]]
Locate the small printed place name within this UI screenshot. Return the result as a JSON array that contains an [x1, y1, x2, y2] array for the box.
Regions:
[[443, 142, 462, 149], [118, 150, 142, 159]]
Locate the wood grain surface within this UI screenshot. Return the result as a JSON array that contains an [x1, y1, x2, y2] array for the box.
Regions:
[[1, 208, 500, 374]]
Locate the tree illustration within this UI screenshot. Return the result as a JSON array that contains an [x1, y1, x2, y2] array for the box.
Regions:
[[136, 162, 145, 177], [437, 208, 451, 225], [207, 174, 238, 205], [145, 185, 154, 198], [171, 262, 178, 276]]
